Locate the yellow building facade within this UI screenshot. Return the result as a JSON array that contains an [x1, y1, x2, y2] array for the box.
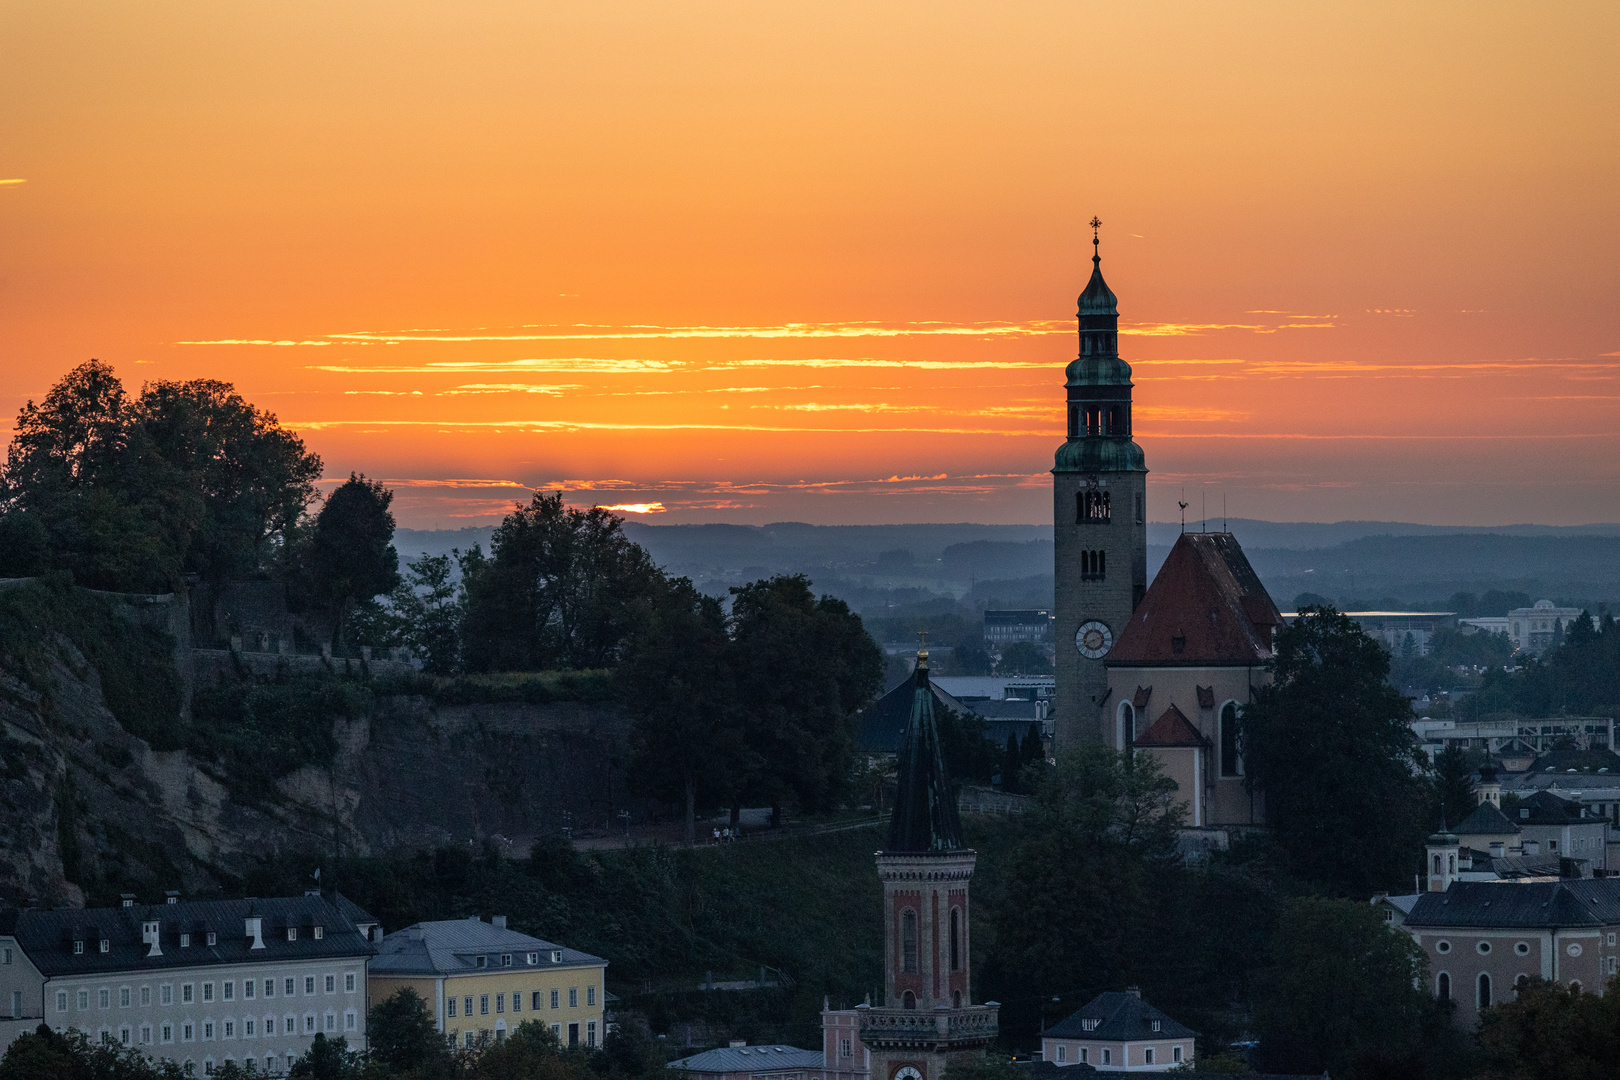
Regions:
[[368, 916, 606, 1050]]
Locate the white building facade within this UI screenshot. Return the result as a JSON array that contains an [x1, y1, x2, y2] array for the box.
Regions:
[[0, 892, 377, 1075]]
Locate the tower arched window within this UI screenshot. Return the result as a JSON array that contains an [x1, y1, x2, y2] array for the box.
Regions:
[[1107, 407, 1120, 434], [901, 909, 918, 974], [1220, 703, 1241, 777], [1477, 973, 1492, 1009], [1433, 854, 1442, 875], [1078, 491, 1111, 523], [1437, 972, 1450, 1001], [1080, 550, 1106, 580], [949, 909, 961, 972], [902, 991, 916, 1010], [1449, 854, 1456, 875]]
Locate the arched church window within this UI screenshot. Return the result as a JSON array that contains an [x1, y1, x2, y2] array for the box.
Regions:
[[1437, 972, 1450, 1001], [1220, 703, 1241, 777], [1477, 973, 1492, 1009], [1078, 491, 1112, 523], [949, 909, 961, 972], [1118, 702, 1136, 750], [901, 910, 918, 974]]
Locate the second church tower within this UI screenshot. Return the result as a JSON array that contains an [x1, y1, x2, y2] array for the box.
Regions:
[[1052, 223, 1147, 749]]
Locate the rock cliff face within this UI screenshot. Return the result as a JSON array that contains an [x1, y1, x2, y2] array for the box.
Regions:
[[0, 636, 632, 907]]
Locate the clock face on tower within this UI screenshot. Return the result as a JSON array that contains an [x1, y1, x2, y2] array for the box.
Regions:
[[894, 1068, 924, 1080], [1076, 620, 1113, 659]]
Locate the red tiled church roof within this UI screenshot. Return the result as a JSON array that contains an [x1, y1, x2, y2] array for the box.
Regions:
[[1108, 532, 1283, 667], [1133, 703, 1208, 748]]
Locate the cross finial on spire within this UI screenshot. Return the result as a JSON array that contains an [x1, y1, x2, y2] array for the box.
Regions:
[[916, 628, 929, 665], [1089, 216, 1102, 263]]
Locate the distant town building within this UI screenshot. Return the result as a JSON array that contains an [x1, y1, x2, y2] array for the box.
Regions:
[[0, 892, 378, 1071], [1105, 531, 1284, 828], [819, 1004, 870, 1080], [1459, 600, 1597, 653], [666, 1043, 826, 1080], [1041, 988, 1195, 1070], [1403, 879, 1620, 1025], [983, 610, 1053, 645], [369, 916, 606, 1051], [1412, 717, 1614, 757], [1281, 611, 1455, 655]]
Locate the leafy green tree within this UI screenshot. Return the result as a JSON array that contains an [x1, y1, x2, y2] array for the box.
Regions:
[[984, 745, 1183, 1020], [465, 1021, 594, 1080], [311, 474, 400, 647], [128, 378, 322, 589], [624, 575, 743, 843], [940, 1054, 1025, 1080], [289, 1033, 363, 1079], [460, 493, 661, 671], [1001, 731, 1022, 794], [367, 987, 452, 1076], [1238, 606, 1427, 896], [1431, 744, 1480, 828], [386, 553, 463, 673], [1476, 977, 1620, 1080], [994, 641, 1052, 676], [1020, 722, 1045, 771], [1251, 896, 1433, 1079], [0, 1024, 185, 1079], [728, 575, 883, 817]]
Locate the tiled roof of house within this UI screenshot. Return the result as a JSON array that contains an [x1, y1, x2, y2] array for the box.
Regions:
[[1405, 879, 1620, 929], [667, 1045, 824, 1073], [1133, 704, 1208, 749], [1045, 992, 1198, 1042], [1107, 533, 1282, 667], [1517, 790, 1591, 825], [8, 892, 376, 977], [1455, 801, 1520, 836], [371, 917, 604, 977]]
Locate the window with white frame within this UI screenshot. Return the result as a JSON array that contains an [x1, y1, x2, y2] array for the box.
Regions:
[[224, 1020, 234, 1038], [245, 1018, 255, 1036], [1173, 1046, 1183, 1064], [56, 991, 67, 1012], [223, 981, 234, 1002], [1055, 1046, 1066, 1063], [183, 1022, 194, 1042], [119, 1027, 130, 1045], [344, 973, 356, 993], [304, 1013, 315, 1033], [284, 978, 294, 996], [141, 1025, 153, 1045], [569, 988, 578, 1008], [99, 989, 109, 1008], [587, 1021, 597, 1047], [204, 1021, 214, 1040], [345, 1010, 356, 1030], [448, 998, 457, 1017], [141, 986, 151, 1006], [1145, 1048, 1155, 1065], [244, 980, 254, 1000], [120, 987, 130, 1008], [183, 983, 194, 1004], [325, 975, 335, 994], [161, 1023, 173, 1043], [304, 976, 315, 995], [586, 986, 595, 1007], [78, 990, 89, 1010], [203, 982, 215, 1003]]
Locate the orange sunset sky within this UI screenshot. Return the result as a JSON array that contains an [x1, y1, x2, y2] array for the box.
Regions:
[[2, 1, 1617, 528]]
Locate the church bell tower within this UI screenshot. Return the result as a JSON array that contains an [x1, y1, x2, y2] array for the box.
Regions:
[[1052, 220, 1148, 750], [857, 645, 997, 1080]]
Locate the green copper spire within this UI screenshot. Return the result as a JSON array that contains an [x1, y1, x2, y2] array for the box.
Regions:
[[1055, 218, 1144, 474], [884, 644, 965, 853]]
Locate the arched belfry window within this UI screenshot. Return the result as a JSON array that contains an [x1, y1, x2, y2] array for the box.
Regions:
[[1477, 973, 1492, 1009], [902, 991, 916, 1010], [949, 909, 961, 972], [901, 909, 918, 974], [1433, 854, 1442, 875], [1078, 491, 1111, 523], [1220, 703, 1241, 777]]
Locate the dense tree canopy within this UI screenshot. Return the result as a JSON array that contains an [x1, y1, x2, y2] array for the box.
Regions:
[[460, 493, 661, 671], [1239, 606, 1428, 896], [0, 361, 321, 591], [310, 473, 400, 645]]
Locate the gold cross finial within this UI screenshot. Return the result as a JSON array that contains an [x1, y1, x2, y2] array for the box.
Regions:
[[916, 628, 929, 666]]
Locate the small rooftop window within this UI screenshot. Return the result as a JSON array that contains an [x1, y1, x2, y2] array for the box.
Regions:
[[206, 932, 216, 947], [502, 954, 512, 968], [1151, 1019, 1161, 1032], [476, 956, 487, 969], [287, 927, 298, 942], [552, 950, 563, 963], [180, 934, 191, 948], [99, 939, 110, 953], [313, 926, 323, 940], [526, 952, 538, 965], [73, 940, 85, 955]]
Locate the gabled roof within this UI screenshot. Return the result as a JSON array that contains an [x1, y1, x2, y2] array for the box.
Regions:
[[1405, 879, 1620, 929], [667, 1046, 824, 1074], [1107, 533, 1282, 667], [885, 655, 966, 854], [1133, 704, 1207, 749], [1455, 801, 1520, 836], [372, 917, 604, 977], [1045, 991, 1198, 1042], [1517, 790, 1590, 825], [855, 677, 968, 754], [9, 893, 376, 977]]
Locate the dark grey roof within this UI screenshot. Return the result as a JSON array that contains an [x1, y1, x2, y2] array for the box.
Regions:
[[667, 1045, 823, 1073], [856, 677, 968, 754], [1455, 801, 1520, 836], [1406, 879, 1620, 929], [1045, 992, 1198, 1042], [372, 917, 604, 977], [885, 658, 966, 854], [1517, 790, 1589, 824], [9, 892, 376, 977]]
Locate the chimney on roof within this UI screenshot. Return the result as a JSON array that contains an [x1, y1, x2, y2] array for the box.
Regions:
[[730, 1040, 747, 1048], [1125, 986, 1142, 999], [492, 915, 507, 929]]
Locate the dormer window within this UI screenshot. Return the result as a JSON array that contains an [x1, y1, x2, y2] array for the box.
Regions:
[[99, 939, 110, 953], [1151, 1019, 1162, 1032], [476, 956, 487, 969], [180, 934, 190, 948], [501, 954, 512, 968], [527, 952, 538, 965], [551, 950, 563, 963], [73, 939, 85, 955], [1082, 1018, 1099, 1032], [313, 926, 323, 940], [206, 932, 217, 946], [287, 927, 298, 942]]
